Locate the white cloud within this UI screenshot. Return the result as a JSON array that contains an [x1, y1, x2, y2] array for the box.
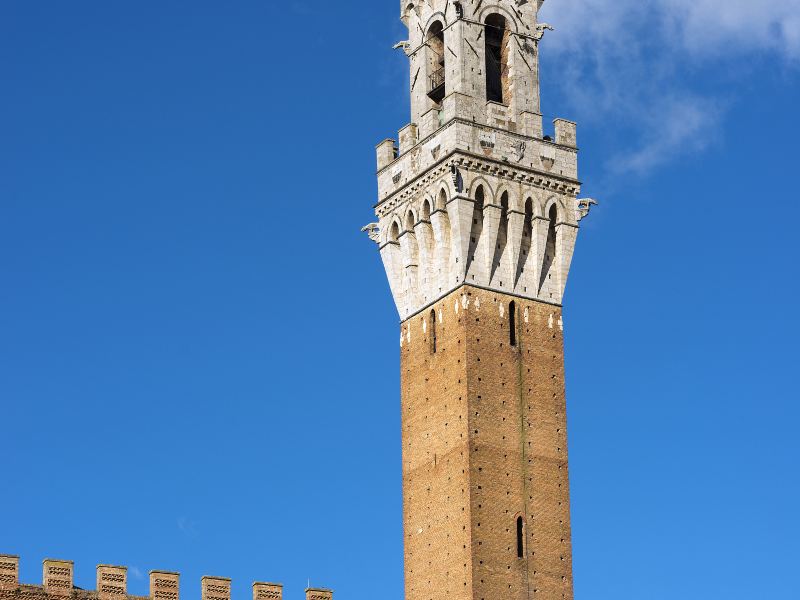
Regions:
[[538, 0, 800, 178], [613, 95, 723, 174], [662, 0, 800, 60]]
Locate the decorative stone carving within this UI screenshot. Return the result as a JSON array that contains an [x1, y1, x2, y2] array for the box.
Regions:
[[576, 198, 598, 221], [361, 223, 381, 243], [533, 23, 554, 41]]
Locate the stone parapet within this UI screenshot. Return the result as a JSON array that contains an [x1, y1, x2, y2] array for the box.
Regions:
[[376, 118, 579, 203]]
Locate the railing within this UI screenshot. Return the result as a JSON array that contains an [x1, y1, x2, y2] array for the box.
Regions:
[[427, 67, 446, 103], [429, 67, 445, 91]]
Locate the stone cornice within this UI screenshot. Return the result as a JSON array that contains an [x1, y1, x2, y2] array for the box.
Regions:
[[376, 149, 581, 218]]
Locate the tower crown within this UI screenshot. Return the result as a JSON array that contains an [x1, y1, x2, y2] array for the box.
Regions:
[[369, 0, 593, 320]]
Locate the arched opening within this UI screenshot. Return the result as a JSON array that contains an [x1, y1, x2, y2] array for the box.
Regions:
[[491, 191, 509, 282], [539, 204, 558, 294], [515, 198, 534, 286], [406, 210, 416, 232], [516, 516, 524, 558], [426, 21, 446, 105], [389, 221, 401, 243], [430, 308, 437, 354], [433, 188, 451, 288], [509, 300, 517, 347], [485, 14, 511, 104], [466, 185, 485, 275], [421, 199, 432, 221], [437, 188, 448, 211]]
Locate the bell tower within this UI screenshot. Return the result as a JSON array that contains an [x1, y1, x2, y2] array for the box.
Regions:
[[365, 2, 594, 600]]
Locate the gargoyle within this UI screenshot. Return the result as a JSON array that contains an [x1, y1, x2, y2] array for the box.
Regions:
[[361, 223, 381, 244], [533, 23, 554, 41], [393, 41, 412, 55], [576, 198, 598, 221]]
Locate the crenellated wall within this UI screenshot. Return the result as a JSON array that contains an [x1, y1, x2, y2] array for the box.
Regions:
[[0, 555, 330, 600]]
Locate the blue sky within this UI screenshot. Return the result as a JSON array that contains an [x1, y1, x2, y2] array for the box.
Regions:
[[1, 2, 799, 599]]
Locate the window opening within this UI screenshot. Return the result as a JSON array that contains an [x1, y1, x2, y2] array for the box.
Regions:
[[430, 309, 437, 354], [485, 15, 510, 104], [509, 301, 517, 347], [427, 22, 446, 104]]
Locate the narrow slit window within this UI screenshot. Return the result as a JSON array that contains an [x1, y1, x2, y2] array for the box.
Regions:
[[516, 516, 524, 558], [430, 309, 437, 354], [509, 301, 517, 347]]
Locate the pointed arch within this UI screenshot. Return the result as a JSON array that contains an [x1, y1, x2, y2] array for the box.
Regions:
[[539, 204, 558, 295], [436, 185, 450, 211], [466, 185, 486, 276], [514, 197, 534, 286], [422, 12, 449, 35], [425, 20, 446, 106], [431, 187, 452, 293], [421, 198, 432, 221], [467, 176, 494, 203], [543, 196, 565, 224], [477, 5, 519, 32], [490, 190, 510, 282], [493, 185, 518, 212], [387, 219, 402, 244], [524, 197, 534, 236], [405, 209, 417, 232]]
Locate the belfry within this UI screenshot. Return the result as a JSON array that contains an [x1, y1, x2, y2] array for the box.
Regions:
[[365, 2, 594, 600]]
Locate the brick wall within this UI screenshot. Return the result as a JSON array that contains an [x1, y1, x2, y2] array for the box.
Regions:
[[401, 286, 573, 600]]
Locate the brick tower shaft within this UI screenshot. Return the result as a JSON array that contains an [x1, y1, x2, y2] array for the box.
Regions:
[[401, 287, 572, 600]]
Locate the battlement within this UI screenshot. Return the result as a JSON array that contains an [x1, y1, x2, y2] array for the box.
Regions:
[[0, 555, 331, 600]]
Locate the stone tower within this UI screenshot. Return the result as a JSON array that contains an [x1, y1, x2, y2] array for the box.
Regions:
[[365, 2, 594, 600]]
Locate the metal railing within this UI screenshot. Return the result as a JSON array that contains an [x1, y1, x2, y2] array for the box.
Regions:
[[429, 67, 445, 92]]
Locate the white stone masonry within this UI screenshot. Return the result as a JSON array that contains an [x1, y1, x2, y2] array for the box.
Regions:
[[368, 0, 594, 320]]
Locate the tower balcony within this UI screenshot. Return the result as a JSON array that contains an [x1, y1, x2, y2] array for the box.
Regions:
[[427, 67, 445, 104]]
